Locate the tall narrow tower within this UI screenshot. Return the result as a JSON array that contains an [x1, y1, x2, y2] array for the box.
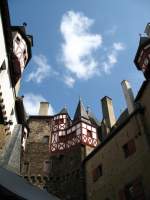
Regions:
[[47, 99, 99, 200]]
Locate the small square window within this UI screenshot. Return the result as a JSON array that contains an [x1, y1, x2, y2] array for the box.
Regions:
[[123, 139, 136, 158], [87, 129, 92, 137], [92, 164, 102, 182]]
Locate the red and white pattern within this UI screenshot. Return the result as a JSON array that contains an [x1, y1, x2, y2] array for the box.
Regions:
[[50, 119, 98, 153], [13, 33, 28, 70]]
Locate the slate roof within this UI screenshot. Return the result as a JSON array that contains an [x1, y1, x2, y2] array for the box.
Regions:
[[59, 107, 68, 115], [87, 111, 100, 127], [73, 99, 91, 123]]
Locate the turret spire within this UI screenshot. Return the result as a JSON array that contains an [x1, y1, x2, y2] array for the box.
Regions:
[[73, 98, 91, 123]]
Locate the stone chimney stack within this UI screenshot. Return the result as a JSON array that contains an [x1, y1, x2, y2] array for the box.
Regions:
[[121, 80, 135, 114], [101, 96, 116, 129], [39, 102, 49, 116]]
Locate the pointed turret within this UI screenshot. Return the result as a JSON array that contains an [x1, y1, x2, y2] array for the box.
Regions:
[[73, 98, 91, 124]]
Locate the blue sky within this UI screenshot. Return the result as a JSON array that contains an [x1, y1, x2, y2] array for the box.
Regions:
[[8, 0, 149, 120]]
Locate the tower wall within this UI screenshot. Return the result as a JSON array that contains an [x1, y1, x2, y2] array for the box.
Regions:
[[21, 117, 52, 189], [47, 145, 86, 200]]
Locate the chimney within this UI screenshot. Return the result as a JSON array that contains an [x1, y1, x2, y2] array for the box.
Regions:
[[121, 80, 135, 114], [101, 96, 116, 129], [39, 102, 49, 116]]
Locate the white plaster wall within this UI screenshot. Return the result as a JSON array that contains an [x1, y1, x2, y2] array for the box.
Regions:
[[0, 11, 17, 134]]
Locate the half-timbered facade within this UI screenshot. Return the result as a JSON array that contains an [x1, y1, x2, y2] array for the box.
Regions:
[[50, 100, 99, 155], [47, 100, 100, 200]]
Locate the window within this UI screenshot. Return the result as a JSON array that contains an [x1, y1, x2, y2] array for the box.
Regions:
[[0, 107, 4, 124], [42, 136, 49, 144], [55, 118, 64, 125], [59, 135, 66, 142], [43, 160, 52, 173], [92, 164, 102, 182], [123, 139, 136, 158], [59, 154, 64, 161], [119, 178, 145, 200], [68, 130, 76, 140], [15, 36, 20, 44], [87, 129, 92, 137], [0, 60, 6, 71], [24, 56, 27, 63], [23, 49, 26, 55], [24, 162, 29, 174]]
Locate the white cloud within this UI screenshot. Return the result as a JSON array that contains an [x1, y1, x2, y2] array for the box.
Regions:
[[64, 76, 75, 88], [102, 42, 125, 74], [23, 93, 55, 115], [60, 11, 102, 81], [27, 54, 53, 83], [59, 11, 125, 87], [113, 42, 125, 51]]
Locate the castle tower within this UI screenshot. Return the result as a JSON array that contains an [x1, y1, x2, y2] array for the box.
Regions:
[[47, 99, 99, 200], [50, 99, 98, 155]]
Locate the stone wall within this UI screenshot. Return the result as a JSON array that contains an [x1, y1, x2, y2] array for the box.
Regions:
[[47, 145, 86, 200], [21, 117, 52, 189], [85, 81, 150, 200], [0, 124, 7, 155]]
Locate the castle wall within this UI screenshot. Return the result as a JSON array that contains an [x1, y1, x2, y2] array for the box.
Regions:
[[21, 117, 52, 189], [85, 81, 150, 200]]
